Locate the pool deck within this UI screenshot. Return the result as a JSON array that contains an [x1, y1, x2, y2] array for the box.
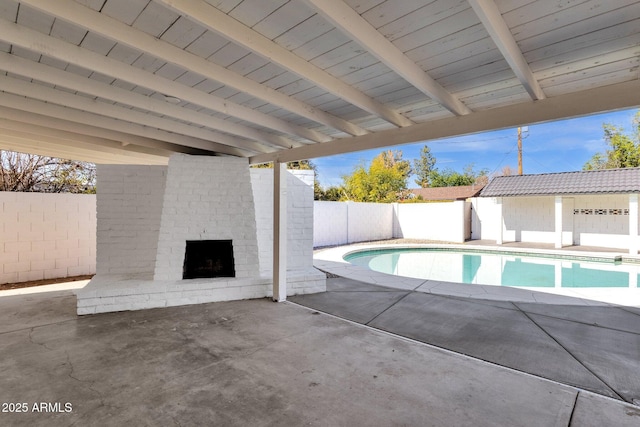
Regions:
[[1, 287, 639, 426], [290, 276, 640, 407], [1, 240, 640, 426], [313, 241, 640, 307]]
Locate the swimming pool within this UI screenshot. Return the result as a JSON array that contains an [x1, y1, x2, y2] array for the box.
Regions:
[[344, 248, 640, 289]]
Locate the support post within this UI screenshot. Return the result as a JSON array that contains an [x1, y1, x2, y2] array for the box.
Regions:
[[496, 198, 503, 245], [272, 162, 287, 301], [554, 196, 563, 249], [629, 194, 638, 255]]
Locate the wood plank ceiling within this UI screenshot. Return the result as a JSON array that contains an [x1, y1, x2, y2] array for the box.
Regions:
[[0, 0, 638, 164]]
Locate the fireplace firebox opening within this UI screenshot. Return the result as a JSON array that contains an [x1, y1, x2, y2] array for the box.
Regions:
[[183, 240, 235, 279]]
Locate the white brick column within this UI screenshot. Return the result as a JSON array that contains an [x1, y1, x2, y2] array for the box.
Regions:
[[273, 162, 287, 302], [554, 196, 563, 249], [496, 198, 503, 245], [629, 194, 638, 255]]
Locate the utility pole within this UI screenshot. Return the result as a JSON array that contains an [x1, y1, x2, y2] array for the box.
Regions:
[[517, 127, 523, 175]]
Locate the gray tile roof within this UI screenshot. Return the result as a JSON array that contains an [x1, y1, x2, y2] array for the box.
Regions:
[[480, 168, 640, 197]]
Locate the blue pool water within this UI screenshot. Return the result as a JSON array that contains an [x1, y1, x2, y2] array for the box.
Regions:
[[344, 248, 639, 288]]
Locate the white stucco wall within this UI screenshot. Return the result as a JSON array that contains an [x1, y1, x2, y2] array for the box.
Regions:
[[0, 192, 96, 284]]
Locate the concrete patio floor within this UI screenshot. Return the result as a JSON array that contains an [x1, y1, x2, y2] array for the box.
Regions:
[[0, 288, 639, 426]]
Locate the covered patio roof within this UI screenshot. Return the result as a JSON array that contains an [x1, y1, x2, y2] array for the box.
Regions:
[[0, 0, 638, 165]]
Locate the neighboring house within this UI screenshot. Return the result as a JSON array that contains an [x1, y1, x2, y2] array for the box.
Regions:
[[472, 168, 640, 253], [410, 184, 484, 201]]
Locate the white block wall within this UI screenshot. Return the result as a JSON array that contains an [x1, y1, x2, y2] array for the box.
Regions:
[[393, 201, 468, 243], [572, 195, 632, 248], [503, 197, 555, 243], [250, 169, 315, 274], [96, 165, 167, 277], [154, 155, 260, 280], [471, 194, 638, 250], [313, 201, 348, 247], [349, 202, 394, 243], [313, 201, 394, 246], [0, 192, 96, 284], [313, 200, 469, 246]]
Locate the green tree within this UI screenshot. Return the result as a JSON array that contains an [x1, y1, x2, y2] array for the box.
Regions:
[[429, 164, 488, 187], [251, 160, 316, 170], [341, 150, 411, 202], [413, 145, 436, 187], [315, 185, 343, 201], [583, 111, 640, 170]]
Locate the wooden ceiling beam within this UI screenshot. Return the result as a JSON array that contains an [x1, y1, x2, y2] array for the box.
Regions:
[[304, 0, 471, 116], [0, 20, 322, 144], [19, 0, 341, 142], [0, 75, 271, 154], [0, 52, 294, 150], [468, 0, 545, 100], [0, 127, 170, 165], [0, 92, 250, 157], [158, 0, 408, 129], [0, 105, 213, 157]]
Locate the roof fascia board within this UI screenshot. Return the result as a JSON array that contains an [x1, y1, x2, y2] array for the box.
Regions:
[[250, 79, 640, 164]]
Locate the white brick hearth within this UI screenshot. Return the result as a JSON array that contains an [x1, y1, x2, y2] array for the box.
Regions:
[[77, 154, 325, 315]]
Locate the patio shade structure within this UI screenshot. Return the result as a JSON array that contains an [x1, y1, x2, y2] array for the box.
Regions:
[[0, 0, 639, 164], [1, 0, 639, 299]]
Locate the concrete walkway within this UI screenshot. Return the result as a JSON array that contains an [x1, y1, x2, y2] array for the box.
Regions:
[[0, 290, 639, 426], [290, 277, 640, 404]]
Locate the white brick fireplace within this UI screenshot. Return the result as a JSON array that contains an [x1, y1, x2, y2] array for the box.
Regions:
[[76, 154, 325, 315]]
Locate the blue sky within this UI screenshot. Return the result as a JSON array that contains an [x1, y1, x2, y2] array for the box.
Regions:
[[313, 107, 640, 189]]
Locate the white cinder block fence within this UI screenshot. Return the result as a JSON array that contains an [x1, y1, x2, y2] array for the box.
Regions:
[[0, 192, 96, 284], [314, 200, 470, 247], [4, 186, 637, 288]]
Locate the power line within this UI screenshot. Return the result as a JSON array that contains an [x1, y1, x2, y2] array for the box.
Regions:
[[488, 142, 519, 176], [425, 134, 515, 145]]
